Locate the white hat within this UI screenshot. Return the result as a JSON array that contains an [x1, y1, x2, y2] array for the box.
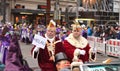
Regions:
[[47, 20, 56, 30], [81, 24, 85, 28]]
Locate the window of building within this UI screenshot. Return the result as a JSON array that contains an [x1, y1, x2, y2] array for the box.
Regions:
[[15, 4, 25, 9]]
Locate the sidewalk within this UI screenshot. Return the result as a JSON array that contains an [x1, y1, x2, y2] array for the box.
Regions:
[[19, 42, 41, 71]]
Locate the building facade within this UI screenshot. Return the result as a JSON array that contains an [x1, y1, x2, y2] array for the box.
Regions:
[[0, 0, 77, 25], [66, 0, 120, 25], [0, 0, 120, 25]]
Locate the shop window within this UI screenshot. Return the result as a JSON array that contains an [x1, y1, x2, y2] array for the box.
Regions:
[[15, 17, 19, 23], [37, 5, 47, 9], [15, 4, 25, 9]]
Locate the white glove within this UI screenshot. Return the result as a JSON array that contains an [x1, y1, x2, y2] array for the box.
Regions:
[[74, 49, 80, 56], [32, 46, 40, 59], [79, 49, 86, 55], [90, 47, 96, 53], [33, 46, 40, 52]]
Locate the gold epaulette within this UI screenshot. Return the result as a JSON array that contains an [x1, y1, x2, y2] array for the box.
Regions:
[[54, 40, 61, 44]]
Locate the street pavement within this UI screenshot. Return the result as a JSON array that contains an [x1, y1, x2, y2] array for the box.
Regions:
[[19, 41, 41, 71], [19, 41, 120, 71]]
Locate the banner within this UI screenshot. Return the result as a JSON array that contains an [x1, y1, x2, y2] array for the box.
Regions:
[[32, 34, 47, 49]]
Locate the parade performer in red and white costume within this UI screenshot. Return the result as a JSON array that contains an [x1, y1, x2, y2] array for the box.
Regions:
[[31, 20, 65, 71], [63, 22, 92, 63]]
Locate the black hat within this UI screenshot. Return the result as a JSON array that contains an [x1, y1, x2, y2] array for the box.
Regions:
[[55, 52, 68, 64]]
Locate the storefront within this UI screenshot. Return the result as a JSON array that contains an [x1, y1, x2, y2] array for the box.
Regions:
[[11, 9, 47, 25]]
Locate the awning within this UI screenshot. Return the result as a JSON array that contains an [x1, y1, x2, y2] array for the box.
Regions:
[[11, 9, 45, 14]]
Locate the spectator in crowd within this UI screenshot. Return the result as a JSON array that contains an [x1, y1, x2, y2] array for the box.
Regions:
[[87, 26, 93, 36], [31, 20, 65, 71], [94, 26, 103, 37], [105, 26, 117, 40], [116, 26, 120, 39], [63, 22, 93, 63], [81, 24, 87, 39]]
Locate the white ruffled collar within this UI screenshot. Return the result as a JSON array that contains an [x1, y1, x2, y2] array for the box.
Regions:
[[65, 33, 88, 48], [45, 34, 55, 43]]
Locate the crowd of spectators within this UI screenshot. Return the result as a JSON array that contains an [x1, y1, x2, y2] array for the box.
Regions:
[[93, 24, 120, 40]]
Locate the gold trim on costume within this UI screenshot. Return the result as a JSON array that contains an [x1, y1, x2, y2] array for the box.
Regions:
[[46, 39, 61, 61]]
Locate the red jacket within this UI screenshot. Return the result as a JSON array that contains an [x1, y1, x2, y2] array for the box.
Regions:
[[31, 37, 65, 71], [63, 40, 90, 63]]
